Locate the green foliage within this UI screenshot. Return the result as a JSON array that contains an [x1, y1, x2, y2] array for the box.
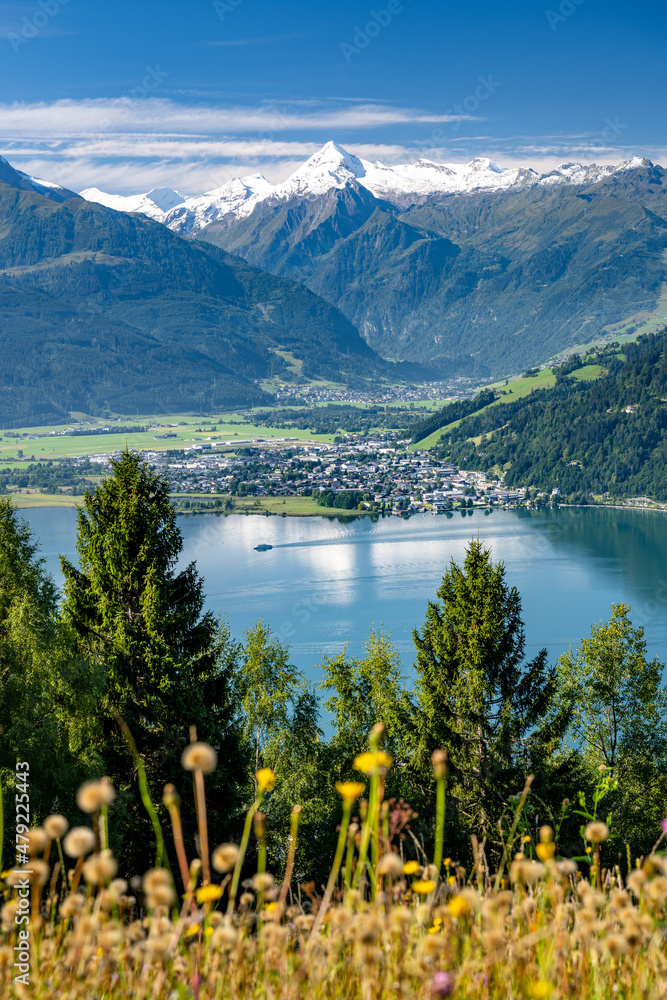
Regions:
[[557, 603, 667, 856], [246, 404, 418, 435], [235, 620, 329, 879], [0, 499, 104, 865], [0, 180, 381, 425], [316, 489, 365, 509], [321, 628, 413, 775], [412, 539, 571, 853], [437, 332, 667, 499], [60, 450, 242, 870], [410, 390, 497, 444]]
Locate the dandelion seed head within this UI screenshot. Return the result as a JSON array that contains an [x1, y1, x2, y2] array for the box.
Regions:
[[212, 843, 239, 873], [585, 821, 609, 844], [76, 778, 115, 813], [63, 826, 96, 858], [83, 850, 118, 886], [377, 853, 404, 877], [27, 827, 46, 856], [182, 742, 218, 774], [44, 814, 69, 840]]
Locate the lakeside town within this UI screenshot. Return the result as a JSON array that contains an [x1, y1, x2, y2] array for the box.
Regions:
[[78, 432, 540, 515]]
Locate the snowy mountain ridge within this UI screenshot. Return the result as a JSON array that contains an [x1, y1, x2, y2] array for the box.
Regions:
[[78, 142, 657, 234]]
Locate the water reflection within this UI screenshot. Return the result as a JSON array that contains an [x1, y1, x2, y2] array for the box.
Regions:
[[16, 506, 667, 684]]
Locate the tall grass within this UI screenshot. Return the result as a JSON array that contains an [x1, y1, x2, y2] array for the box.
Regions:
[[2, 742, 667, 999]]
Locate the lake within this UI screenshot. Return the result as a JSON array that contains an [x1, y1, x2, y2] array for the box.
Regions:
[[18, 505, 667, 686]]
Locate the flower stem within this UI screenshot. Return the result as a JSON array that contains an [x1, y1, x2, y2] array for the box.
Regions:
[[310, 800, 352, 939]]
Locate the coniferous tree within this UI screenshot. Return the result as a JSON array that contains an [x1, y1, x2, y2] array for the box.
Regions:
[[60, 450, 242, 869], [412, 539, 571, 850], [0, 499, 104, 864]]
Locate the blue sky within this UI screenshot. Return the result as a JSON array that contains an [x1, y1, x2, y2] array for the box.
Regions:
[[0, 0, 664, 194]]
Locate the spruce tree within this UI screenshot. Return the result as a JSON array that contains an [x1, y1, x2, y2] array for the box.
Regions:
[[0, 499, 103, 863], [60, 450, 242, 868], [413, 539, 570, 847]]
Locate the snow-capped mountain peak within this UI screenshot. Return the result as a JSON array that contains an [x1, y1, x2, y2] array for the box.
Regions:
[[80, 186, 186, 222], [162, 173, 274, 235], [273, 141, 367, 200], [66, 141, 658, 237]]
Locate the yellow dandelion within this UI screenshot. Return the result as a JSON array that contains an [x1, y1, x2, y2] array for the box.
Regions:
[[536, 842, 555, 861], [448, 895, 470, 918], [353, 751, 393, 774], [196, 885, 225, 904], [444, 857, 452, 866], [335, 781, 366, 802], [256, 768, 276, 792], [412, 879, 436, 895], [205, 926, 214, 937], [403, 860, 420, 875], [522, 835, 531, 844], [185, 925, 201, 938], [530, 982, 555, 999], [448, 875, 457, 884]]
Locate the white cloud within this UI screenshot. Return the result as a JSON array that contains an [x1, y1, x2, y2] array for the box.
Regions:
[[0, 97, 663, 196], [0, 97, 473, 135]]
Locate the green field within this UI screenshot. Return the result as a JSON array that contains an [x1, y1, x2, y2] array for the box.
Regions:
[[8, 490, 360, 519], [0, 397, 455, 466], [0, 412, 336, 463], [569, 364, 603, 381], [411, 370, 557, 451]]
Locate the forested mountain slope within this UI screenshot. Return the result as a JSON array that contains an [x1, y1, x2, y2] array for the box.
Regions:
[[429, 331, 667, 499], [0, 183, 381, 424], [201, 158, 667, 377]]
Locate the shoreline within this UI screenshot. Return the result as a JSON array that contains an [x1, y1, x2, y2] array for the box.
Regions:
[[9, 493, 667, 519]]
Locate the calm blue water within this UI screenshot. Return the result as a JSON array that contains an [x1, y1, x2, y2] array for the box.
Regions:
[[19, 506, 667, 684]]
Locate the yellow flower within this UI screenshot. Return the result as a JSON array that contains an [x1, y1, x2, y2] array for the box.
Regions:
[[403, 860, 420, 875], [448, 875, 457, 884], [335, 781, 366, 802], [353, 751, 393, 774], [196, 885, 225, 904], [412, 880, 436, 895], [185, 925, 201, 937], [444, 857, 452, 867], [530, 982, 555, 999], [205, 926, 214, 937], [536, 842, 555, 861], [447, 895, 470, 918], [256, 768, 276, 792], [522, 835, 531, 844]]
